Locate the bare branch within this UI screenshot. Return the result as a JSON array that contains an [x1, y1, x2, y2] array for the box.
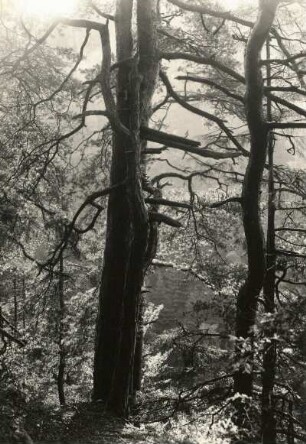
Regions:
[[176, 75, 244, 103], [141, 127, 241, 159], [265, 86, 306, 97], [89, 1, 116, 21], [210, 196, 242, 208], [276, 249, 306, 258], [73, 110, 109, 120], [44, 181, 126, 267], [0, 327, 26, 347], [60, 18, 107, 32], [33, 29, 91, 110], [141, 126, 200, 147], [275, 227, 306, 233], [160, 70, 247, 155], [261, 50, 306, 65], [161, 51, 245, 83], [267, 92, 306, 118], [145, 197, 192, 209], [149, 211, 182, 227], [9, 22, 58, 72], [268, 121, 306, 129], [166, 0, 253, 28]]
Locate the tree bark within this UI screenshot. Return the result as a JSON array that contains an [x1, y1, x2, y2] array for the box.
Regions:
[[13, 277, 18, 329], [132, 0, 160, 397], [261, 37, 277, 444], [93, 0, 159, 416], [233, 0, 279, 428], [57, 251, 66, 406], [93, 0, 135, 411]]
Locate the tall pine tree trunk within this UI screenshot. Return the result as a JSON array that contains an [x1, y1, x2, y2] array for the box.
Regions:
[[132, 0, 159, 397], [93, 0, 138, 411], [261, 36, 277, 444], [57, 251, 66, 406], [233, 0, 280, 428], [261, 137, 277, 444], [13, 277, 18, 329], [93, 0, 159, 416]]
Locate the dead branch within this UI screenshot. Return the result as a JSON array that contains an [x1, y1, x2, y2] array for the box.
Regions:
[[210, 196, 242, 208], [149, 211, 182, 227]]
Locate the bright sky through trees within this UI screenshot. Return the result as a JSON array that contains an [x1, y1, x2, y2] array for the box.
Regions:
[[220, 0, 252, 9], [14, 0, 253, 18], [17, 0, 77, 17]]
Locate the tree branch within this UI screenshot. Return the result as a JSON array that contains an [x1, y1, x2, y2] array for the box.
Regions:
[[0, 327, 26, 347], [161, 51, 245, 83], [176, 75, 244, 103], [166, 0, 253, 28], [210, 196, 242, 208], [268, 121, 306, 129], [140, 126, 200, 147], [89, 1, 116, 21], [145, 197, 192, 209], [149, 211, 182, 227], [160, 70, 247, 155]]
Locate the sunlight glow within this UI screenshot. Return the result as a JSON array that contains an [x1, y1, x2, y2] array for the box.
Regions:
[[18, 0, 77, 18], [220, 0, 252, 10]]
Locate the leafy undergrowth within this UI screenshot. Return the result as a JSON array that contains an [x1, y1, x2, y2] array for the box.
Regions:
[[0, 400, 237, 444]]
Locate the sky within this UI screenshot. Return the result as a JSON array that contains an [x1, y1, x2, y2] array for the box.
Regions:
[[4, 0, 306, 182]]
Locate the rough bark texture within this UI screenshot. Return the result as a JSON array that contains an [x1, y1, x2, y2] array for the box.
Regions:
[[57, 252, 66, 406], [261, 135, 277, 443], [93, 0, 159, 416], [133, 0, 160, 396], [261, 38, 277, 444], [137, 0, 159, 127], [233, 0, 279, 427], [93, 0, 135, 412], [13, 278, 18, 329]]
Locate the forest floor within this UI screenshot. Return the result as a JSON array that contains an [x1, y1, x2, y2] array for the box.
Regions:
[[33, 403, 164, 444], [1, 402, 184, 444]]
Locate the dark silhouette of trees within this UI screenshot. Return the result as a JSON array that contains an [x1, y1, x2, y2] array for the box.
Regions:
[[91, 0, 161, 414], [233, 0, 279, 427], [261, 36, 277, 444]]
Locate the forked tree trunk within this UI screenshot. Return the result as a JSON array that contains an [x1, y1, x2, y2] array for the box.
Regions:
[[93, 0, 159, 416], [233, 0, 279, 428]]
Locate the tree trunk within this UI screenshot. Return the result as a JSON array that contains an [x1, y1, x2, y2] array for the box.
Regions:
[[233, 0, 279, 428], [22, 276, 26, 330], [132, 0, 159, 397], [133, 189, 160, 395], [93, 0, 136, 410], [13, 276, 18, 329], [261, 37, 277, 444], [57, 251, 66, 406], [93, 0, 159, 416]]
